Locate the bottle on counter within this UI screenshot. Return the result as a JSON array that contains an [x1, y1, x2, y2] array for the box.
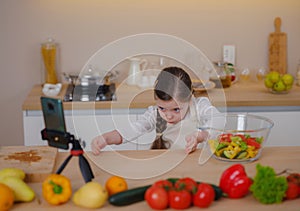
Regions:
[[211, 61, 232, 88], [41, 38, 59, 84]]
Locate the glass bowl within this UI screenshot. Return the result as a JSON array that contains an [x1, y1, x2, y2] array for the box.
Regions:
[[199, 113, 274, 162], [268, 88, 290, 94]]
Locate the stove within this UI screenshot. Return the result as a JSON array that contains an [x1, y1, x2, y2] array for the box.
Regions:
[[63, 83, 116, 102]]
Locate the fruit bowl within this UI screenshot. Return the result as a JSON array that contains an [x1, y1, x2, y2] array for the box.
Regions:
[[199, 113, 274, 162], [268, 88, 290, 94], [264, 72, 294, 94]]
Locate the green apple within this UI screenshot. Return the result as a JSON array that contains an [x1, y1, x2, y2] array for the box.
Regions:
[[264, 78, 274, 88], [282, 74, 294, 85], [268, 71, 281, 83], [273, 80, 286, 92]]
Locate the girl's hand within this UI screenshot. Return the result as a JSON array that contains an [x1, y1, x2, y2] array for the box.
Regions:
[[185, 130, 208, 154], [91, 130, 123, 155], [91, 135, 107, 155]]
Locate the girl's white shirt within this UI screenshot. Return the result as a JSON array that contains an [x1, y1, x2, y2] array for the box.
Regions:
[[116, 96, 219, 149]]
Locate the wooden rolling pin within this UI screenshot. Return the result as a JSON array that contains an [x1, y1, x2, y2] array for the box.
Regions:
[[268, 17, 287, 74]]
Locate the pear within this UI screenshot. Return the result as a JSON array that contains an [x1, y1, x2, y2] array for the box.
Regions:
[[0, 168, 26, 180], [0, 176, 35, 202], [72, 181, 108, 209]]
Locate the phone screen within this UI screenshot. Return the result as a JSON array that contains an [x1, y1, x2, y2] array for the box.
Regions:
[[41, 97, 66, 132]]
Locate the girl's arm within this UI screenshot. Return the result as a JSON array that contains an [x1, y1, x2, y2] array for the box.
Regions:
[[91, 106, 157, 155], [91, 130, 122, 155], [185, 97, 219, 154], [185, 130, 208, 154]]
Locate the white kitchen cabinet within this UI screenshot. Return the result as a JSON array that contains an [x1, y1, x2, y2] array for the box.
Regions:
[[23, 107, 300, 152], [23, 110, 138, 151], [247, 111, 300, 146]]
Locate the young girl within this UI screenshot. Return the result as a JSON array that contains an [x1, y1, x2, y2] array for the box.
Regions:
[[91, 66, 219, 155]]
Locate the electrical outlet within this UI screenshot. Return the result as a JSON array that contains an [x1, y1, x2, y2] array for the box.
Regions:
[[223, 45, 235, 65]]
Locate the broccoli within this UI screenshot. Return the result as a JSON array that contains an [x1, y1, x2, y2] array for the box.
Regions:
[[250, 164, 288, 204]]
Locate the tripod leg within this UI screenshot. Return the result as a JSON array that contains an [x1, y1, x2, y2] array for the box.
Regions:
[[79, 155, 95, 183], [56, 154, 73, 174]]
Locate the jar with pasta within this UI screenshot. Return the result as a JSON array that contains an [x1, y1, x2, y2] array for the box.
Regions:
[[41, 38, 59, 84]]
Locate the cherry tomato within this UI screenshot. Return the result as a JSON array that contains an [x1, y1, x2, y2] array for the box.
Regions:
[[287, 173, 300, 195], [235, 134, 246, 141], [174, 177, 197, 193], [285, 182, 299, 200], [218, 133, 233, 142], [193, 183, 215, 208], [246, 138, 261, 149], [168, 189, 192, 209], [145, 186, 169, 210]]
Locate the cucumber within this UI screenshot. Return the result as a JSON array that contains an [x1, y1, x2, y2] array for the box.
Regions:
[[108, 185, 151, 206], [167, 178, 223, 201], [236, 151, 248, 159]]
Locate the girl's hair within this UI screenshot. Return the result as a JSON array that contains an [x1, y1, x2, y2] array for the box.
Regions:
[[151, 66, 192, 150], [154, 66, 192, 102]]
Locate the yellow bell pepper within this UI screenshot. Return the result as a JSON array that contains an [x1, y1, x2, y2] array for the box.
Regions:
[[42, 174, 72, 205]]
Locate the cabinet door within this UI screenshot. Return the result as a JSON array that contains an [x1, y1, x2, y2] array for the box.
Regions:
[[23, 111, 137, 151], [69, 114, 137, 151], [249, 111, 300, 146], [23, 112, 47, 146]]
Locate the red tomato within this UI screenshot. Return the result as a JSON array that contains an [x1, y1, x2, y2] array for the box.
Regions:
[[174, 177, 197, 193], [235, 134, 246, 141], [193, 183, 215, 208], [285, 182, 299, 200], [218, 133, 232, 142], [153, 179, 173, 190], [145, 186, 169, 210], [246, 138, 261, 149], [287, 173, 300, 195], [168, 189, 192, 209]]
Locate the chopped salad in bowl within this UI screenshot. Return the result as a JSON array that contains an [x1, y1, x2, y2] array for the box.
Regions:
[[199, 113, 274, 162]]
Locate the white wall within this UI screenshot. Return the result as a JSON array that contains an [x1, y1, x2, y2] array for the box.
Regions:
[[1, 0, 300, 146]]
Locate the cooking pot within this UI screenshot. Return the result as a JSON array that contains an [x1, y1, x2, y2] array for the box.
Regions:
[[63, 68, 118, 86]]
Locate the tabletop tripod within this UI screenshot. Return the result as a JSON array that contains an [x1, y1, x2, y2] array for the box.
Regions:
[[41, 128, 94, 183]]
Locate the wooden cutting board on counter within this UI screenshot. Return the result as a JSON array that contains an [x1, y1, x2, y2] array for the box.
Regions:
[[269, 17, 287, 74], [0, 146, 58, 183]]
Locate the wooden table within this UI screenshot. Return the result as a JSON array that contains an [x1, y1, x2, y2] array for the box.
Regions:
[[12, 146, 300, 210]]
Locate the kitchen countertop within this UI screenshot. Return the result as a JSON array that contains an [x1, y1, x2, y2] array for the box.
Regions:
[[22, 82, 300, 111], [11, 146, 300, 210]]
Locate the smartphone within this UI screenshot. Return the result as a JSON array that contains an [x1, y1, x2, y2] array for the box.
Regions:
[[41, 97, 69, 149]]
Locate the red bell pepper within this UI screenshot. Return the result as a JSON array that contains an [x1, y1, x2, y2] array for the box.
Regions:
[[219, 164, 252, 198]]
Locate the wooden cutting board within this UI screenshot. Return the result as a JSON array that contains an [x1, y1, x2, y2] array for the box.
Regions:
[[0, 146, 58, 183], [269, 17, 287, 74]]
